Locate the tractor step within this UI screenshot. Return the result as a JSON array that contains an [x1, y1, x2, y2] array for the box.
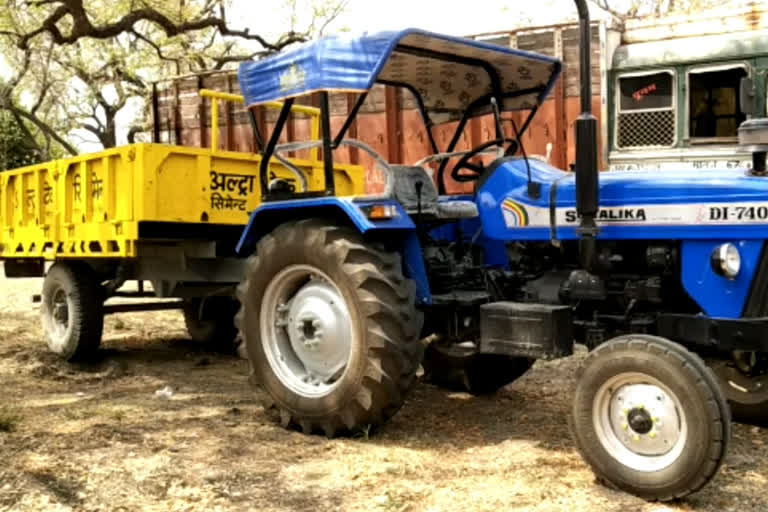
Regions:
[[479, 302, 573, 360]]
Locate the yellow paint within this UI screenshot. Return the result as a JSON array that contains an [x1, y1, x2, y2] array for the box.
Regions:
[[200, 89, 320, 161], [0, 142, 365, 260]]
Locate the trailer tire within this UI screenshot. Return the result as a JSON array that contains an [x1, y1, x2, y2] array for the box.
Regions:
[[569, 334, 730, 501], [423, 343, 533, 394], [41, 262, 104, 362], [236, 219, 423, 437], [183, 297, 239, 352]]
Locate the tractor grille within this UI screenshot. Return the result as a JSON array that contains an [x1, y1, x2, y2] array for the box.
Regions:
[[617, 110, 675, 148]]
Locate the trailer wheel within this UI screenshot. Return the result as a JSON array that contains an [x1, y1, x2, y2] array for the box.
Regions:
[[236, 220, 423, 436], [569, 335, 730, 501], [422, 343, 533, 394], [40, 262, 104, 361], [711, 355, 768, 426], [183, 297, 239, 351]]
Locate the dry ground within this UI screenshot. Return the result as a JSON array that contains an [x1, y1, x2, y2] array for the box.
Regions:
[[0, 275, 766, 512]]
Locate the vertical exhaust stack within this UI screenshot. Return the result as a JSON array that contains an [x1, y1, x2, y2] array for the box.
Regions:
[[573, 0, 599, 269]]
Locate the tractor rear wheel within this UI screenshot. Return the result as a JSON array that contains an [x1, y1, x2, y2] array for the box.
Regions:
[[422, 342, 533, 394], [40, 262, 104, 361], [236, 220, 423, 436], [569, 334, 730, 501]]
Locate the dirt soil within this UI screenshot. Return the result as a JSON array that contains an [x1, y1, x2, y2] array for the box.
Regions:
[[1, 275, 767, 512]]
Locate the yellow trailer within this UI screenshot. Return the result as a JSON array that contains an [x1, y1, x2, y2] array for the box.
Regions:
[[1, 91, 365, 360]]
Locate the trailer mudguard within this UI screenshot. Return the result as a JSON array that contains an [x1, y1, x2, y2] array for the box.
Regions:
[[235, 197, 431, 304]]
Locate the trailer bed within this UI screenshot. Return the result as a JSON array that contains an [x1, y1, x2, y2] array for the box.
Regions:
[[0, 143, 364, 260]]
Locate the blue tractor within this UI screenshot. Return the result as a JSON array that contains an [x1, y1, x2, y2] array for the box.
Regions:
[[233, 0, 768, 500]]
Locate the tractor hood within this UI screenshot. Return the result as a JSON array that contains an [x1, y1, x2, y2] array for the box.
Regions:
[[477, 158, 768, 241]]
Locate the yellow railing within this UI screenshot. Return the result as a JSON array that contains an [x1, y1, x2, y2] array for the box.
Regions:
[[199, 89, 320, 161]]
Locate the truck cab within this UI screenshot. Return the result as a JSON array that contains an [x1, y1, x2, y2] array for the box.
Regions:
[[608, 31, 768, 170]]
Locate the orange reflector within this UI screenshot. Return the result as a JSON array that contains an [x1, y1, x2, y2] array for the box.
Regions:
[[366, 204, 398, 220]]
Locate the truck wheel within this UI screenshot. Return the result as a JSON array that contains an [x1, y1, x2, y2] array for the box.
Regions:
[[236, 220, 423, 436], [40, 262, 104, 361], [569, 335, 730, 501], [423, 342, 533, 394], [183, 297, 239, 351], [711, 356, 768, 426]]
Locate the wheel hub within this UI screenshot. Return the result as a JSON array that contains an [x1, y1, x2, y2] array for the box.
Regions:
[[286, 281, 351, 382], [609, 383, 680, 456], [594, 373, 688, 472], [261, 265, 354, 398], [627, 407, 653, 435]]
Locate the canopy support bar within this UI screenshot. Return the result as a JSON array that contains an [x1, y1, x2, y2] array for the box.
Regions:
[[260, 98, 295, 200], [319, 92, 336, 196], [333, 92, 369, 148], [378, 79, 439, 155]]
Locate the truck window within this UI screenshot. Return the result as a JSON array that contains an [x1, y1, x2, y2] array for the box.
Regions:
[[687, 66, 747, 141], [616, 71, 675, 149]]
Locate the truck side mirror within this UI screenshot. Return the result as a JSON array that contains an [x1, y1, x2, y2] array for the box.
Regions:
[[740, 77, 758, 117]]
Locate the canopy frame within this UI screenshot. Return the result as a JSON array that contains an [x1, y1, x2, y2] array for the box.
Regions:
[[249, 32, 560, 202]]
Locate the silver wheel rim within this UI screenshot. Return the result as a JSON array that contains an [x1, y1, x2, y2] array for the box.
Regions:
[[260, 264, 354, 398], [593, 372, 687, 472], [44, 286, 72, 352]]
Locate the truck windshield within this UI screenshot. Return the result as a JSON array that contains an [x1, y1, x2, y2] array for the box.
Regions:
[[688, 66, 747, 140]]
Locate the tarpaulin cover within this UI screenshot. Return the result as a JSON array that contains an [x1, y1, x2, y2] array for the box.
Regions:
[[238, 28, 561, 124]]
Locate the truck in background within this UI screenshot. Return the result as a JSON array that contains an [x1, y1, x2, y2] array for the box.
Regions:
[[473, 0, 768, 171]]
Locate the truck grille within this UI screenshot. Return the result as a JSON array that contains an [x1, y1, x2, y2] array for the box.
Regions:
[[617, 110, 675, 148]]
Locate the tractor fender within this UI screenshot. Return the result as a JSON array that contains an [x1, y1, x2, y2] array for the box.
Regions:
[[235, 197, 431, 304]]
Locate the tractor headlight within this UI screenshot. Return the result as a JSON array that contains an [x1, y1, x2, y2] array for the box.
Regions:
[[711, 243, 741, 279]]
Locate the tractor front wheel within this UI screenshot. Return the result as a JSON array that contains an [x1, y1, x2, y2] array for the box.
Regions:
[[570, 335, 730, 501], [236, 220, 423, 436]]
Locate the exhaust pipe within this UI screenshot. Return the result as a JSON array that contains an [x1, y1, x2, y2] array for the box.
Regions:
[[573, 0, 599, 270]]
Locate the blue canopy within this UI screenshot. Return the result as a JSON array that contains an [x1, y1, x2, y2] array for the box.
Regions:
[[238, 29, 561, 124]]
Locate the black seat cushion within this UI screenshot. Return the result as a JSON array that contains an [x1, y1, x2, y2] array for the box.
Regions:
[[391, 165, 439, 215], [390, 165, 478, 219]]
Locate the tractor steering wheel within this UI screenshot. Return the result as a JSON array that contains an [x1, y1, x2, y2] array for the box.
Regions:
[[450, 138, 518, 183]]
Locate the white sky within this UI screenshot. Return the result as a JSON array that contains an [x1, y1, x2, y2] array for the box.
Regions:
[[230, 0, 604, 39]]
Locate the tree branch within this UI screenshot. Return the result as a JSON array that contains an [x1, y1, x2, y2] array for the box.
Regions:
[[6, 104, 78, 154], [18, 0, 307, 52]]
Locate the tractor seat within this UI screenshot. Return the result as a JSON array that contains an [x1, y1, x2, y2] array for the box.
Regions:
[[390, 165, 478, 219]]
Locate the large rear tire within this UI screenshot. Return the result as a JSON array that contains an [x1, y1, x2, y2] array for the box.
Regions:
[[422, 342, 533, 394], [40, 262, 104, 361], [236, 220, 423, 436], [569, 335, 730, 501]]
